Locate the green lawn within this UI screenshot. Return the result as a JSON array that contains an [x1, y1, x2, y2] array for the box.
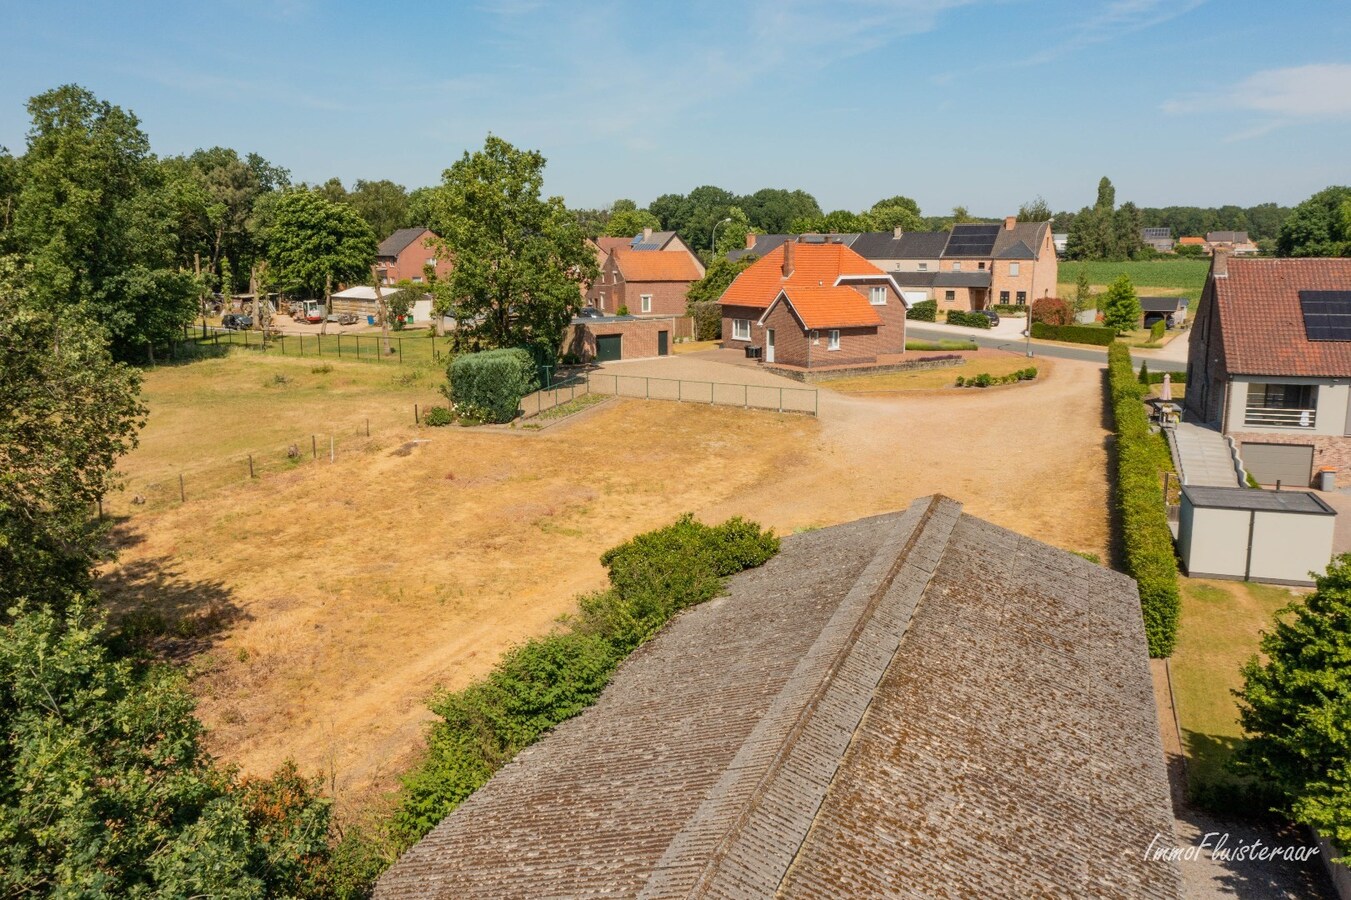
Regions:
[[1171, 577, 1301, 809], [1060, 258, 1210, 295]]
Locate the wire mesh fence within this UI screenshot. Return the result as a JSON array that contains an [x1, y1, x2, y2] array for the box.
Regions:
[[519, 371, 819, 418], [173, 326, 445, 367]]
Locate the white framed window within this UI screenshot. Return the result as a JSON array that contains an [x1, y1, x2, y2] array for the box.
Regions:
[[733, 318, 751, 341], [828, 330, 840, 350], [869, 286, 886, 306], [426, 258, 437, 266], [1009, 262, 1020, 276], [917, 262, 928, 271], [952, 261, 962, 272], [411, 276, 423, 283], [811, 330, 820, 345], [598, 293, 606, 311], [641, 294, 652, 313]]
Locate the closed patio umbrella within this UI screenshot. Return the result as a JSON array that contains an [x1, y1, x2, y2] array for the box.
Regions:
[[1161, 372, 1172, 402]]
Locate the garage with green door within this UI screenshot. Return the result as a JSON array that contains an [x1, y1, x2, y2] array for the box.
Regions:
[[595, 334, 623, 362], [1241, 442, 1314, 487]]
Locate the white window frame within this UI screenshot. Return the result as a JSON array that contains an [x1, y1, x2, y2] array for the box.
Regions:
[[732, 318, 751, 341], [869, 286, 886, 306], [641, 294, 652, 313], [952, 261, 962, 272], [411, 276, 423, 283], [427, 258, 437, 266], [917, 262, 928, 271], [598, 293, 605, 311], [828, 329, 841, 351], [1009, 262, 1020, 276]]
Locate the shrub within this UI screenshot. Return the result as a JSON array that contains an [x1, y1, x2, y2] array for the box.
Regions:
[[444, 348, 537, 424], [1030, 322, 1115, 346], [1138, 360, 1150, 385], [1030, 297, 1073, 326], [906, 339, 977, 351], [390, 514, 779, 849], [423, 406, 452, 426], [1141, 369, 1187, 385], [954, 375, 965, 387], [946, 309, 992, 329], [905, 299, 937, 322], [1150, 318, 1166, 341], [687, 300, 722, 340], [616, 304, 630, 317], [1108, 343, 1180, 657], [1101, 274, 1143, 334], [991, 304, 1026, 315]]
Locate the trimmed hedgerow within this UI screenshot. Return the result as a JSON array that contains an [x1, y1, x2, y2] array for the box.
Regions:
[[444, 348, 537, 424], [905, 299, 937, 322], [1031, 322, 1116, 346], [1108, 343, 1180, 657], [945, 309, 992, 329], [1150, 318, 1167, 342], [390, 514, 779, 847]]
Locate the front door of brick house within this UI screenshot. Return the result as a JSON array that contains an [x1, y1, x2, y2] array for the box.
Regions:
[[766, 329, 775, 363]]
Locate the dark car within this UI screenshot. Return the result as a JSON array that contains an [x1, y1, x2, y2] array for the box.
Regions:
[[575, 306, 604, 318], [222, 313, 253, 330], [977, 309, 1000, 326]]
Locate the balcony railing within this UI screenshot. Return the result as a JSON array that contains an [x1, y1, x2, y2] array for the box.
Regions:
[[1243, 407, 1317, 428]]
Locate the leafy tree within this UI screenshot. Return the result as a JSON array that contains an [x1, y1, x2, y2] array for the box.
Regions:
[[1073, 269, 1094, 314], [712, 206, 754, 257], [0, 260, 144, 611], [686, 256, 754, 307], [1115, 201, 1145, 259], [406, 186, 440, 232], [1095, 176, 1116, 211], [1100, 274, 1141, 333], [431, 136, 595, 359], [950, 205, 974, 225], [13, 84, 198, 360], [1276, 186, 1351, 257], [1017, 196, 1053, 222], [649, 185, 738, 250], [312, 176, 349, 206], [266, 190, 376, 299], [603, 205, 661, 237], [791, 208, 869, 234], [348, 178, 410, 240], [1235, 555, 1351, 858], [740, 188, 820, 234], [0, 147, 18, 252], [386, 285, 421, 331], [868, 195, 923, 232]]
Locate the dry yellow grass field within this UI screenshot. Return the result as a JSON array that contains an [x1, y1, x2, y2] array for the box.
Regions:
[[101, 349, 1111, 817]]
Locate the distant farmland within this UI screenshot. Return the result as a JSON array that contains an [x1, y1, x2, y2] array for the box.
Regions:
[[1060, 258, 1210, 296]]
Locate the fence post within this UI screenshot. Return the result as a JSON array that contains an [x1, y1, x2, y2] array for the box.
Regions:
[[779, 388, 783, 413], [415, 404, 420, 424], [677, 380, 681, 402], [646, 377, 650, 400], [366, 418, 370, 437], [300, 334, 304, 357], [330, 436, 335, 463], [312, 435, 317, 459], [709, 381, 713, 405], [179, 473, 186, 503], [744, 384, 748, 408], [337, 335, 342, 359], [248, 454, 254, 479]]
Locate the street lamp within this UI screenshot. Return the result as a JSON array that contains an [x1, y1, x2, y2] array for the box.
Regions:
[[710, 217, 733, 254]]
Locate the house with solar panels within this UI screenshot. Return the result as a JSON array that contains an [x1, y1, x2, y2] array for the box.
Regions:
[[585, 228, 705, 316], [1186, 253, 1351, 487]]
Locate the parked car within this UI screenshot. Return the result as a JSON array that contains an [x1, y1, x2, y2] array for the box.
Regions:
[[326, 311, 359, 326], [977, 309, 1000, 326], [221, 314, 253, 330], [575, 306, 604, 318]]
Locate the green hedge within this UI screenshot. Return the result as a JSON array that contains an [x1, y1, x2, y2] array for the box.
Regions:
[[1031, 322, 1116, 346], [1109, 343, 1180, 657], [1141, 369, 1187, 385], [1150, 319, 1166, 341], [946, 309, 992, 329], [390, 514, 779, 847], [445, 348, 537, 423], [991, 304, 1026, 315], [905, 299, 937, 322]]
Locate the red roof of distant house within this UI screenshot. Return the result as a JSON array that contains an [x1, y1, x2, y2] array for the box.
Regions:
[[610, 247, 703, 282], [767, 286, 885, 329], [719, 242, 890, 309], [1178, 236, 1206, 246], [591, 236, 630, 268], [1213, 258, 1351, 377]]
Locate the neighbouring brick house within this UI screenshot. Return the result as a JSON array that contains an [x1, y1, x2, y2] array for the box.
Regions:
[[586, 229, 705, 315], [375, 496, 1182, 899], [563, 315, 676, 362], [1186, 253, 1351, 486], [718, 239, 907, 368], [375, 228, 452, 285], [1206, 230, 1259, 255], [1141, 227, 1175, 253]]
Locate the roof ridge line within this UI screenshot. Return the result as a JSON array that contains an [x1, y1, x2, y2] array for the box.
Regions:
[[641, 495, 962, 899]]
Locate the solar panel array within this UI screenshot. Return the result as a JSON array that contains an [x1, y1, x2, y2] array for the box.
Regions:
[[944, 224, 1001, 257], [1299, 291, 1351, 342]]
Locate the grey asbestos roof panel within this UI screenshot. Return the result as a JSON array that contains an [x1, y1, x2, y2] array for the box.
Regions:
[[1182, 485, 1335, 514], [375, 497, 1181, 900]]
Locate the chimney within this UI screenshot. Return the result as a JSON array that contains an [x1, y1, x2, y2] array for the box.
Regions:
[[1004, 216, 1016, 231], [893, 226, 905, 239], [642, 227, 653, 241], [782, 240, 795, 278], [746, 232, 757, 250], [1213, 248, 1229, 279]]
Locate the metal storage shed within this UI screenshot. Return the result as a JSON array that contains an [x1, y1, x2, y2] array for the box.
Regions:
[[1177, 485, 1336, 586]]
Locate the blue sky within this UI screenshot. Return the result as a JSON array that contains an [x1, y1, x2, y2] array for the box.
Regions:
[[2, 1, 1348, 216]]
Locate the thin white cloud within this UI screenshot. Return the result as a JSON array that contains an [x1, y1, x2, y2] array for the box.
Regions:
[[1018, 0, 1206, 66], [1162, 63, 1351, 140]]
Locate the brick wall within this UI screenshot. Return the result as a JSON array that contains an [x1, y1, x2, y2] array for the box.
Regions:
[[564, 318, 676, 362], [623, 280, 692, 316], [378, 230, 453, 284], [760, 283, 906, 368], [721, 304, 768, 348], [1230, 433, 1351, 482]]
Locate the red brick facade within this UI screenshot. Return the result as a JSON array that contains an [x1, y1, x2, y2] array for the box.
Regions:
[[376, 229, 452, 285], [587, 255, 693, 316], [564, 318, 675, 362], [724, 282, 906, 368]]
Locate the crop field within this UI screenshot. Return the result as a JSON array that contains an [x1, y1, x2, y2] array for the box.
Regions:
[[1059, 258, 1210, 296]]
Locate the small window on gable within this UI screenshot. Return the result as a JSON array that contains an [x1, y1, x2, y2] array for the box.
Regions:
[[1009, 262, 1020, 276], [952, 261, 962, 272], [918, 262, 928, 271], [869, 286, 886, 306], [641, 294, 652, 313], [828, 330, 840, 350], [978, 261, 986, 270]]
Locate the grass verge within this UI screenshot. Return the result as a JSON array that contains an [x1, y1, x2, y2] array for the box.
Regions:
[[535, 392, 610, 421], [1060, 258, 1209, 294], [828, 355, 1049, 393]]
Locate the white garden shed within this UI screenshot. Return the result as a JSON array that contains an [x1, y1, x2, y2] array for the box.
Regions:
[[1176, 485, 1336, 586]]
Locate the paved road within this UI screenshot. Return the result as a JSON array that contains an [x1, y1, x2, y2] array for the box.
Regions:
[[906, 323, 1189, 371]]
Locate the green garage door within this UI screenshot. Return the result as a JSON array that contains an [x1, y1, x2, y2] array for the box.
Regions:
[[1242, 442, 1314, 487], [595, 333, 623, 362]]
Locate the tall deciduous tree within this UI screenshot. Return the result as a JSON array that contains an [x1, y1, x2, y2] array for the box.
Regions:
[[13, 84, 198, 360], [1236, 555, 1351, 859], [1100, 274, 1141, 333], [740, 188, 821, 234], [266, 190, 376, 299], [349, 178, 411, 240], [431, 136, 595, 359], [1017, 196, 1052, 222], [603, 205, 661, 237], [868, 195, 923, 232], [1276, 186, 1351, 257]]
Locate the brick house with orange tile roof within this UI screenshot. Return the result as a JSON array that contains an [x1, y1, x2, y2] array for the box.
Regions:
[[719, 239, 908, 367], [1187, 253, 1351, 486], [586, 237, 705, 316]]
